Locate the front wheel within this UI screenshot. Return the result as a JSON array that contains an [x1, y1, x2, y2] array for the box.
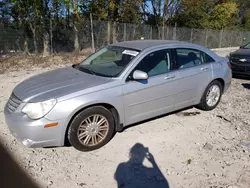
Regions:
[[197, 80, 222, 111], [67, 106, 115, 152]]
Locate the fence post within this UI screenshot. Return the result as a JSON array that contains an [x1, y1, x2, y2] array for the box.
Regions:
[[132, 24, 136, 40], [166, 27, 169, 40], [219, 29, 223, 48], [90, 13, 95, 52], [205, 29, 208, 47], [230, 32, 233, 47], [107, 21, 110, 44], [143, 24, 146, 39], [123, 23, 126, 41], [158, 26, 160, 39], [150, 26, 152, 39], [240, 31, 243, 46], [162, 24, 165, 40], [50, 16, 53, 54], [173, 23, 177, 40], [190, 28, 193, 43]]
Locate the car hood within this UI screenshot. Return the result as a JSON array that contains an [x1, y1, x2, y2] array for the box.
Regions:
[[230, 49, 250, 56], [13, 66, 111, 102]]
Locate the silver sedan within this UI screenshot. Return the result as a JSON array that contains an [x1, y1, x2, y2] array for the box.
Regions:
[[4, 40, 232, 151]]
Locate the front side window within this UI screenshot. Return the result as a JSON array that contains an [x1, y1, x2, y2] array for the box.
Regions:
[[176, 48, 204, 69], [77, 46, 140, 77], [134, 49, 172, 77]]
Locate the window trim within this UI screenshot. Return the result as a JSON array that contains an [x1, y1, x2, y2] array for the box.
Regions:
[[125, 48, 175, 82]]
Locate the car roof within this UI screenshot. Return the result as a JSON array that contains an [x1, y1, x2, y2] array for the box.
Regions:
[[109, 39, 221, 62], [110, 40, 192, 50]]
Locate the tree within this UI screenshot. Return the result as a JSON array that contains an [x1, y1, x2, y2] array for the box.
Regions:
[[72, 0, 80, 52], [42, 0, 50, 57], [120, 0, 143, 23], [171, 0, 215, 28], [29, 1, 44, 54], [11, 0, 32, 54], [10, 0, 53, 55], [2, 0, 248, 55], [0, 0, 11, 21], [210, 2, 239, 29], [234, 0, 250, 29]]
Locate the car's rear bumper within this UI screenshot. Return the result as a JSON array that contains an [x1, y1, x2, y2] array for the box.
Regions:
[[4, 104, 66, 148]]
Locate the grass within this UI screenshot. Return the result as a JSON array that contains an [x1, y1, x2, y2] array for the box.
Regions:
[[0, 52, 88, 74]]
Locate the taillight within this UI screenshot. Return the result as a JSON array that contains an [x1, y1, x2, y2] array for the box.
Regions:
[[227, 62, 232, 69]]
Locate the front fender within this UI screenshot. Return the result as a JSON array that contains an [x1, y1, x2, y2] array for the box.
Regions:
[[45, 86, 124, 144]]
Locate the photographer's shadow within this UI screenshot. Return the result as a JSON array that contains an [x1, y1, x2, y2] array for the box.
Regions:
[[114, 143, 169, 188]]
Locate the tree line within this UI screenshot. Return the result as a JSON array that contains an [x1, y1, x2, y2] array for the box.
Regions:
[[1, 0, 250, 56]]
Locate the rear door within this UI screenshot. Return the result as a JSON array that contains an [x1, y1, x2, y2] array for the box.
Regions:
[[173, 48, 213, 109]]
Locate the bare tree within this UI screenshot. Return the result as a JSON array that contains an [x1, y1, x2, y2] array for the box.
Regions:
[[73, 0, 80, 52], [42, 0, 50, 57]]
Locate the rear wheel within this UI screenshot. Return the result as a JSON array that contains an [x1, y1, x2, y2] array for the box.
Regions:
[[67, 106, 115, 151], [197, 80, 222, 111]]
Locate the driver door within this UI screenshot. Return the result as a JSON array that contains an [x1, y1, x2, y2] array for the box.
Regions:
[[122, 48, 180, 125]]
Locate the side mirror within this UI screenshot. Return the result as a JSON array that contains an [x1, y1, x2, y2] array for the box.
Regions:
[[240, 45, 244, 49], [132, 70, 148, 80]]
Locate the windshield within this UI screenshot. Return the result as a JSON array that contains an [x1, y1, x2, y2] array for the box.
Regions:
[[243, 42, 250, 49], [77, 46, 140, 77]]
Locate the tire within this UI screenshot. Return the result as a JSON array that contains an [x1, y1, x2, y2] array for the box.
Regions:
[[197, 80, 223, 111], [67, 106, 115, 152]]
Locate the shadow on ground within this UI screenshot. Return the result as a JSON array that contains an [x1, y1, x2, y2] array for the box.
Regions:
[[114, 143, 169, 188], [0, 141, 39, 188], [242, 83, 250, 89], [122, 106, 194, 131], [233, 74, 250, 81]]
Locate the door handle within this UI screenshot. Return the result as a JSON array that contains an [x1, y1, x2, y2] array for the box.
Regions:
[[164, 75, 176, 80], [200, 67, 210, 71]]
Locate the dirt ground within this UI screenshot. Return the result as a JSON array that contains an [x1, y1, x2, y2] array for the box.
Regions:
[[0, 47, 250, 188]]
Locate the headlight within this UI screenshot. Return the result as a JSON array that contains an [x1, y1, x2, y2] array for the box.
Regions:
[[22, 99, 57, 120]]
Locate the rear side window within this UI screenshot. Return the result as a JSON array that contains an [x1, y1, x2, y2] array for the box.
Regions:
[[176, 48, 204, 69], [204, 53, 215, 63]]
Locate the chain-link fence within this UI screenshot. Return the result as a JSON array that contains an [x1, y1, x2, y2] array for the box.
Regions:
[[1, 17, 250, 55]]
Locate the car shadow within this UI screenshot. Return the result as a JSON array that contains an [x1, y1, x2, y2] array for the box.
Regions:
[[50, 107, 197, 148], [242, 83, 250, 89], [122, 106, 194, 132], [233, 74, 250, 80], [114, 143, 169, 188]]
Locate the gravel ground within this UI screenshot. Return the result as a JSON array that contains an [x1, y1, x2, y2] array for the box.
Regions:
[[0, 48, 250, 188]]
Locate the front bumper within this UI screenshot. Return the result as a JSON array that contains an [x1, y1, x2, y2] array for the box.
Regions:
[[4, 105, 66, 148], [231, 62, 250, 76], [232, 70, 250, 77]]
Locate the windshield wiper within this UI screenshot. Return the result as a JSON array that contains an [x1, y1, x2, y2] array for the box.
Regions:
[[79, 66, 96, 75]]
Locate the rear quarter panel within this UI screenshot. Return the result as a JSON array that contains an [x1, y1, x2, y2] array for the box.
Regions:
[[212, 57, 232, 93]]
